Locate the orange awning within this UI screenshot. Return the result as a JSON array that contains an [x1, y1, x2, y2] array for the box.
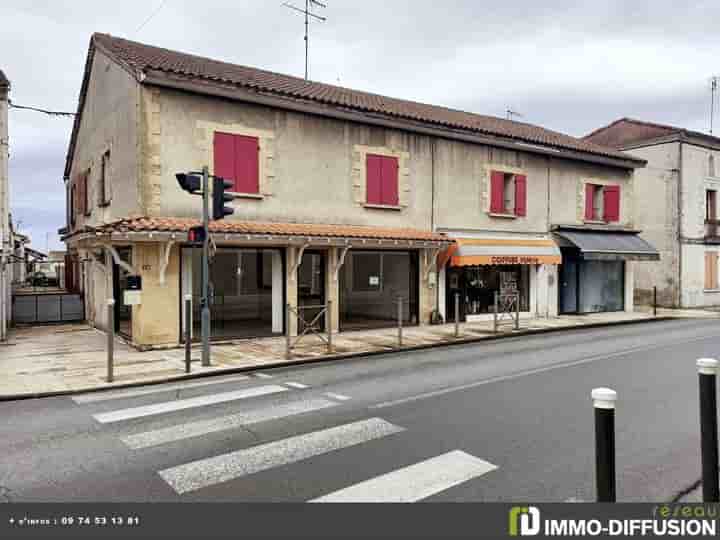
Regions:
[[448, 237, 562, 266]]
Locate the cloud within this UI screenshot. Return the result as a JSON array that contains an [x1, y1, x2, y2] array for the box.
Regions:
[[2, 0, 720, 252]]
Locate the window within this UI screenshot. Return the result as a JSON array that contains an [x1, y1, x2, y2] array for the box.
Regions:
[[490, 171, 526, 216], [99, 150, 111, 206], [69, 184, 76, 226], [366, 154, 399, 206], [707, 190, 717, 222], [710, 155, 716, 178], [352, 252, 383, 291], [76, 171, 90, 217], [214, 132, 260, 194], [706, 252, 719, 290], [585, 183, 620, 222]]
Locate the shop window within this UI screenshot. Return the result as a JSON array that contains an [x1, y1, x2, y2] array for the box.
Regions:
[[366, 154, 399, 206], [457, 265, 530, 315], [352, 252, 383, 291], [490, 171, 526, 216], [214, 132, 260, 194], [706, 252, 719, 290]]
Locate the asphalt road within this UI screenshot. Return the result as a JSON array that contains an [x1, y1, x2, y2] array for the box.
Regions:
[[1, 318, 718, 503]]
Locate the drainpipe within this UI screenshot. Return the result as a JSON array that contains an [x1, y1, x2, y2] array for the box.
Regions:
[[677, 141, 683, 308]]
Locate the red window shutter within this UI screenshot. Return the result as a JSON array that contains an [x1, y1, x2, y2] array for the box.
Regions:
[[234, 135, 260, 194], [585, 183, 595, 220], [603, 185, 620, 222], [366, 154, 383, 204], [514, 174, 527, 216], [380, 156, 399, 206], [490, 171, 505, 213], [213, 132, 235, 187]]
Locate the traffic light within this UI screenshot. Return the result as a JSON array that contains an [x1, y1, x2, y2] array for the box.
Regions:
[[176, 173, 202, 193], [187, 225, 206, 244], [212, 177, 235, 220]]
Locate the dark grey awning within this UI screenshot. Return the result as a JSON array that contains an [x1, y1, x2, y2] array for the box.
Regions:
[[553, 230, 660, 261]]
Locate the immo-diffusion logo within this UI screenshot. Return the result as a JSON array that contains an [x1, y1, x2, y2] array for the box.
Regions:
[[509, 506, 541, 536]]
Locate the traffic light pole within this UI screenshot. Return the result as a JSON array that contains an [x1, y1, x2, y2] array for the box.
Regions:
[[201, 165, 211, 367]]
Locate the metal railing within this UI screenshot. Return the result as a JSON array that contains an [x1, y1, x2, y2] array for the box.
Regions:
[[286, 301, 332, 359], [706, 219, 720, 239]]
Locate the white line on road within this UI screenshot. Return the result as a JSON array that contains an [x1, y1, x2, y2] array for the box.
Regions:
[[121, 398, 338, 449], [72, 375, 251, 404], [325, 392, 351, 401], [372, 334, 719, 409], [93, 385, 288, 424], [310, 450, 497, 502], [284, 382, 309, 389], [158, 418, 404, 494], [253, 373, 273, 379]]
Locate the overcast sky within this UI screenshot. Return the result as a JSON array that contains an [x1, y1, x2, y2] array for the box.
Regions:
[[2, 0, 720, 251]]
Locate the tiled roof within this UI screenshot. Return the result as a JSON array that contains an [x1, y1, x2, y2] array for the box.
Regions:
[[63, 33, 642, 179], [79, 217, 452, 243], [584, 117, 720, 149], [584, 118, 679, 148]]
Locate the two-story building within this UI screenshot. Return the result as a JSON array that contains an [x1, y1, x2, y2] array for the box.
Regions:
[[62, 34, 657, 349], [585, 118, 720, 308]]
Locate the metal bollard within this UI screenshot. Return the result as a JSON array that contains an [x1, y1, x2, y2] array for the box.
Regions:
[[327, 300, 333, 354], [397, 297, 403, 347], [184, 295, 192, 374], [592, 387, 617, 502], [493, 291, 499, 333], [697, 358, 719, 502], [454, 292, 460, 338], [106, 299, 115, 383], [653, 286, 657, 317], [514, 292, 520, 330], [285, 303, 291, 360]]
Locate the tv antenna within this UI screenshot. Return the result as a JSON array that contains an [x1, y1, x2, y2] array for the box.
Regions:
[[506, 108, 523, 121], [710, 76, 719, 135], [282, 0, 327, 80]]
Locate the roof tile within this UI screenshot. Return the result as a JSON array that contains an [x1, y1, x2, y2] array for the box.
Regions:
[[82, 217, 451, 243], [88, 33, 638, 165]]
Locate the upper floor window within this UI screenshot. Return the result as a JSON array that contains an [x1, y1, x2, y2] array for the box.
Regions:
[[585, 183, 619, 222], [490, 171, 526, 216], [366, 154, 399, 206], [707, 190, 717, 222], [75, 170, 90, 218], [69, 184, 76, 226], [710, 155, 716, 178], [214, 132, 260, 194], [99, 150, 111, 206]]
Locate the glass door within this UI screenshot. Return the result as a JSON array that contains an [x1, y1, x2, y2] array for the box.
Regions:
[[297, 251, 325, 332]]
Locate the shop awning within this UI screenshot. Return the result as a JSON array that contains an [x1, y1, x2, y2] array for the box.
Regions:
[[447, 237, 562, 266], [553, 229, 660, 261]]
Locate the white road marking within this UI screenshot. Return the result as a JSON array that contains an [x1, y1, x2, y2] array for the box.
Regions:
[[253, 373, 273, 379], [158, 418, 404, 494], [284, 382, 309, 389], [325, 392, 351, 401], [121, 398, 338, 449], [93, 385, 288, 424], [72, 375, 251, 404], [372, 335, 718, 409], [310, 450, 497, 503]]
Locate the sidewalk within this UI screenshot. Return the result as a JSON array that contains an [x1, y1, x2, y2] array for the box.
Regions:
[[0, 307, 716, 399]]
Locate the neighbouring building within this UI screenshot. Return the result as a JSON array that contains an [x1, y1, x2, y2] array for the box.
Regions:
[[585, 118, 720, 308], [62, 34, 658, 349], [0, 69, 9, 340]]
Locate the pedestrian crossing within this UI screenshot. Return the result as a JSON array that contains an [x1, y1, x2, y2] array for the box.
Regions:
[[75, 374, 499, 501]]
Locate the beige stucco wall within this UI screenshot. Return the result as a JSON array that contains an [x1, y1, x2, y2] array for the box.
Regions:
[[621, 142, 680, 306], [132, 243, 180, 346], [68, 50, 141, 233], [143, 87, 434, 230]]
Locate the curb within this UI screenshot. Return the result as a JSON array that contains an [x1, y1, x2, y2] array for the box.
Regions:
[[0, 315, 687, 402]]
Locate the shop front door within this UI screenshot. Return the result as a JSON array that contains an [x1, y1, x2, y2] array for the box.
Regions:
[[559, 259, 579, 314]]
